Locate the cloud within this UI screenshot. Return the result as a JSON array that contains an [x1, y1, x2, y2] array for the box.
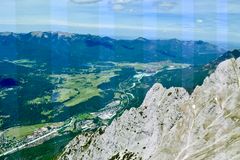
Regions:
[[70, 0, 178, 12], [156, 1, 178, 10], [110, 0, 135, 7], [112, 4, 125, 10], [196, 19, 203, 23], [111, 0, 135, 4], [109, 0, 178, 12], [110, 0, 136, 11], [70, 0, 102, 4]]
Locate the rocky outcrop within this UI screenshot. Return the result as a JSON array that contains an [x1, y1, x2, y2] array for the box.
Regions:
[[60, 58, 240, 160]]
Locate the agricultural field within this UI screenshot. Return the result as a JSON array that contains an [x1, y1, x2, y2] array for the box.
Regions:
[[0, 60, 191, 130], [0, 59, 197, 159], [51, 69, 120, 107], [4, 122, 63, 140]]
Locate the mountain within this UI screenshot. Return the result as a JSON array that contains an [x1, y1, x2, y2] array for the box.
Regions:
[[0, 32, 238, 159], [60, 57, 240, 160], [0, 32, 232, 130], [0, 32, 225, 67], [139, 49, 240, 93], [203, 49, 240, 71]]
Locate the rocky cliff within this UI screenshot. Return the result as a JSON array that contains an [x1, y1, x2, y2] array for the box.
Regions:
[[60, 57, 240, 160]]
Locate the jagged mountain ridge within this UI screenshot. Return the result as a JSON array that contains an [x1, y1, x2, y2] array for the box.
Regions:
[[0, 32, 225, 66], [60, 57, 240, 160]]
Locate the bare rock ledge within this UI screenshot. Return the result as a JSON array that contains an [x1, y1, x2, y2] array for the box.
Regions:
[[60, 58, 240, 160]]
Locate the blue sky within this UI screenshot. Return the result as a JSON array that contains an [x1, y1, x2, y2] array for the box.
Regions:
[[0, 0, 239, 43]]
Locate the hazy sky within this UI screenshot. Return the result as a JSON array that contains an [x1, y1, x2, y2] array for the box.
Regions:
[[0, 0, 239, 43]]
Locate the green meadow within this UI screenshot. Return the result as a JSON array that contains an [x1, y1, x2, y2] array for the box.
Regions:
[[51, 69, 119, 107], [4, 122, 63, 140]]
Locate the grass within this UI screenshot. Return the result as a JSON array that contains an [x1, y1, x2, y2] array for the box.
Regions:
[[27, 95, 51, 105], [51, 69, 119, 107], [47, 61, 178, 108], [41, 110, 53, 115], [13, 60, 171, 110], [75, 113, 95, 121], [55, 88, 78, 103], [5, 122, 63, 140], [5, 124, 46, 140], [64, 88, 100, 107]]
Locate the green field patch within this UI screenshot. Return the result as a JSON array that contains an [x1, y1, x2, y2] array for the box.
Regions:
[[5, 124, 45, 139], [75, 113, 95, 121], [26, 95, 51, 105], [51, 69, 119, 107], [41, 110, 54, 117], [4, 122, 63, 140], [55, 88, 79, 103], [64, 88, 100, 107]]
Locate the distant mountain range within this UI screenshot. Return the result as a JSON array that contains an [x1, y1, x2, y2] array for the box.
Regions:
[[0, 32, 226, 66]]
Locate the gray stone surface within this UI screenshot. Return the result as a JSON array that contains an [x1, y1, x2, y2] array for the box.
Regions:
[[60, 58, 240, 160]]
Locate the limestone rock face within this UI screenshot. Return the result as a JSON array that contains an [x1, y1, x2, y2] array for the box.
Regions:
[[60, 58, 240, 160]]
